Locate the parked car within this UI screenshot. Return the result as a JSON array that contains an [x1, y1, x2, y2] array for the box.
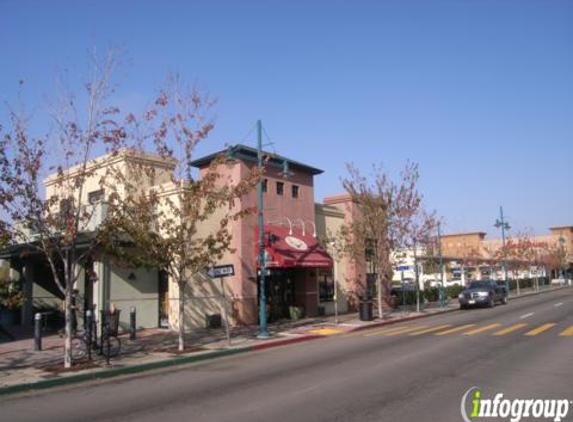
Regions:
[[458, 279, 508, 309], [550, 278, 571, 286]]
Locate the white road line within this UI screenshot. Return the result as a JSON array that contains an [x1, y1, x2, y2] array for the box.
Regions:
[[520, 313, 535, 319], [554, 303, 563, 308]]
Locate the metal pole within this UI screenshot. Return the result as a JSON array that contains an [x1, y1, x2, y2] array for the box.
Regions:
[[257, 120, 269, 339], [86, 309, 93, 360], [438, 222, 445, 308], [498, 206, 510, 295], [401, 270, 405, 313], [220, 277, 231, 347], [413, 242, 420, 313], [129, 307, 136, 341], [332, 243, 339, 324], [34, 313, 42, 351]]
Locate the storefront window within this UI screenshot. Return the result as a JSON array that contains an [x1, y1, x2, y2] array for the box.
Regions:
[[318, 269, 334, 302]]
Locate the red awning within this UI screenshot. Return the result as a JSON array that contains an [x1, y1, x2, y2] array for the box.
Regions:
[[256, 225, 333, 269]]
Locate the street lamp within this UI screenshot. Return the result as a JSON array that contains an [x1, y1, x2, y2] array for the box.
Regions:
[[256, 120, 269, 339], [558, 235, 566, 280], [437, 222, 445, 309], [494, 206, 511, 295], [329, 239, 340, 324]]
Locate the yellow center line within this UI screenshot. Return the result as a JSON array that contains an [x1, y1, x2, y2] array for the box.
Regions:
[[362, 325, 412, 337], [408, 325, 452, 336], [558, 326, 573, 337], [434, 324, 476, 336], [492, 323, 530, 336], [525, 323, 557, 337], [383, 325, 429, 336], [463, 323, 503, 336]]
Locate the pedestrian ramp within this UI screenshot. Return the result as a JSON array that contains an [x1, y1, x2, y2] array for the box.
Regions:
[[351, 322, 573, 339]]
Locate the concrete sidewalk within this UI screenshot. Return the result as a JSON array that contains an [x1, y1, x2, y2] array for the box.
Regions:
[[0, 302, 458, 392], [0, 284, 566, 395]]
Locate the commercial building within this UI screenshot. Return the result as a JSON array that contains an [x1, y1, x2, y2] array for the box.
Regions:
[[0, 146, 368, 332]]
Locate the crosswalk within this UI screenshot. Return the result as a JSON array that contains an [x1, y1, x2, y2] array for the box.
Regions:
[[352, 322, 573, 338]]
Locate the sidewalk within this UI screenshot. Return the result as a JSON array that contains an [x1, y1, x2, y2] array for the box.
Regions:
[[0, 284, 567, 395]]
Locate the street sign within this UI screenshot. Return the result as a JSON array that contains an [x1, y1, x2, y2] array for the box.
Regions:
[[207, 264, 235, 278]]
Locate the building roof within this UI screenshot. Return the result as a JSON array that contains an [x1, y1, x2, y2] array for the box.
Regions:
[[189, 144, 324, 176], [441, 232, 487, 239]]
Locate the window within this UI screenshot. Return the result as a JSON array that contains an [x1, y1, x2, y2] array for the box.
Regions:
[[318, 269, 335, 302], [88, 189, 105, 204], [262, 179, 268, 193], [276, 181, 284, 196], [291, 185, 299, 198]]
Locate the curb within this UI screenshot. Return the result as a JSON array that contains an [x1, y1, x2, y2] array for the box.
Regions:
[[348, 307, 460, 333], [348, 286, 571, 333], [0, 334, 321, 397], [1, 286, 568, 397], [508, 286, 570, 301]]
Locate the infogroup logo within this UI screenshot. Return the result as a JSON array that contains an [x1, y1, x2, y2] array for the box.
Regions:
[[461, 387, 571, 422]]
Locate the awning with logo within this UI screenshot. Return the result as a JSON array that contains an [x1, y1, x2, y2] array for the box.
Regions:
[[256, 226, 333, 269]]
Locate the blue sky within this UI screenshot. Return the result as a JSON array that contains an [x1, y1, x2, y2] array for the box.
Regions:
[[2, 0, 572, 237]]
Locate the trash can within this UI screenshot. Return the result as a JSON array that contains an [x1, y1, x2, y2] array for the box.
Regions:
[[359, 301, 373, 321], [100, 310, 121, 336]]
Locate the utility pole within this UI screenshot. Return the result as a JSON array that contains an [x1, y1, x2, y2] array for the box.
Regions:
[[438, 222, 445, 308], [413, 240, 420, 313], [256, 120, 269, 339], [495, 206, 510, 295]]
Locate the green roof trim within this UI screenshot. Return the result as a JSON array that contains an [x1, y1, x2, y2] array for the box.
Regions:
[[190, 144, 324, 176]]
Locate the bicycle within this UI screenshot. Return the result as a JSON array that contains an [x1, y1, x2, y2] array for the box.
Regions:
[[71, 321, 121, 361]]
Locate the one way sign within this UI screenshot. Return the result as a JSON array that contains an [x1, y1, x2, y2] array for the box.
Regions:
[[207, 264, 235, 278]]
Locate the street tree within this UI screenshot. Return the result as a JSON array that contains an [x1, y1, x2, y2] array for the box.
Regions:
[[0, 50, 128, 367], [338, 162, 434, 317], [103, 78, 261, 352]]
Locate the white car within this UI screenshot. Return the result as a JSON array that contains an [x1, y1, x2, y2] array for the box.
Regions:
[[427, 279, 464, 288], [551, 278, 571, 286]]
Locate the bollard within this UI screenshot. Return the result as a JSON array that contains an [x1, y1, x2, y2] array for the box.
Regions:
[[86, 310, 93, 360], [105, 321, 111, 366], [34, 313, 42, 351], [129, 307, 136, 340]]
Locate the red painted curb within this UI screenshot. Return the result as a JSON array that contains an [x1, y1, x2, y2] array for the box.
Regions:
[[252, 334, 322, 351]]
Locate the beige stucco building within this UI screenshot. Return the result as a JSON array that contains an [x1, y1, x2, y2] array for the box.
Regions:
[[2, 146, 368, 332]]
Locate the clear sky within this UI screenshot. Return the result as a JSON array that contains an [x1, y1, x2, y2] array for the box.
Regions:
[[2, 0, 572, 237]]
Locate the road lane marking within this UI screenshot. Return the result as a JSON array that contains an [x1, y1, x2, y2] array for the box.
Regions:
[[362, 325, 412, 337], [554, 303, 563, 308], [382, 326, 429, 336], [558, 326, 573, 337], [524, 323, 557, 336], [407, 325, 452, 336], [434, 324, 476, 336], [520, 313, 535, 319], [492, 323, 530, 336], [463, 323, 502, 336]]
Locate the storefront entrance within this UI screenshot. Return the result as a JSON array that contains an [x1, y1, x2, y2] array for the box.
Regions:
[[258, 269, 296, 321]]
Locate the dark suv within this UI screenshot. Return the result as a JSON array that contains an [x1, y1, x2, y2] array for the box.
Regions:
[[458, 279, 508, 309]]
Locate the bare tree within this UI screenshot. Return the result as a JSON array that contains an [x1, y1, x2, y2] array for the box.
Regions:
[[0, 49, 126, 367], [338, 162, 434, 317], [103, 78, 261, 351]]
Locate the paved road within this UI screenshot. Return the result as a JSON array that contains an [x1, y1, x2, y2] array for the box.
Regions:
[[2, 288, 572, 422]]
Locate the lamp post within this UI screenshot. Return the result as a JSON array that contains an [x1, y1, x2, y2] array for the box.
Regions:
[[329, 239, 340, 324], [256, 120, 269, 339], [494, 206, 511, 295], [437, 222, 445, 308], [558, 235, 566, 280]]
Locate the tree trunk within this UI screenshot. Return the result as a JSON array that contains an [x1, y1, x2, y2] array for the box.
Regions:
[[64, 290, 73, 368], [178, 282, 185, 352], [64, 254, 73, 368], [376, 276, 383, 319]]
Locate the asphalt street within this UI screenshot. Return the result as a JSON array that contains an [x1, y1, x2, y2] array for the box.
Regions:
[[2, 288, 572, 422]]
